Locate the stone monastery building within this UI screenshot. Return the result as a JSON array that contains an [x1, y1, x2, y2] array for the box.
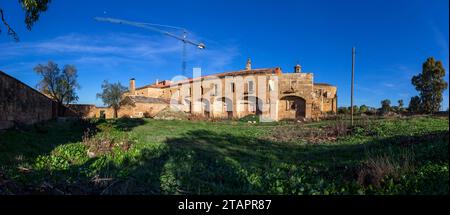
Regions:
[[90, 59, 337, 121]]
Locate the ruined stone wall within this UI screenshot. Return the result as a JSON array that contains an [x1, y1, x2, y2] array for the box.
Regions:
[[159, 73, 278, 119], [66, 104, 98, 118], [133, 87, 164, 97], [277, 73, 314, 119], [117, 103, 168, 118], [0, 71, 56, 129], [313, 85, 337, 115], [119, 69, 337, 121], [91, 107, 115, 119]]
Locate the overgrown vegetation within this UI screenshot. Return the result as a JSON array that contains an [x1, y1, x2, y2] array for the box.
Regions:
[[0, 115, 448, 195]]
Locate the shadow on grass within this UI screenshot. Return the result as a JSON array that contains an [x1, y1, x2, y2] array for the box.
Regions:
[[1, 120, 448, 195], [107, 118, 147, 132], [0, 118, 148, 194]]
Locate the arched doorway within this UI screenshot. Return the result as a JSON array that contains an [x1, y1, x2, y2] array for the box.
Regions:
[[280, 96, 306, 119], [217, 97, 234, 119], [200, 98, 211, 117], [244, 95, 264, 116]]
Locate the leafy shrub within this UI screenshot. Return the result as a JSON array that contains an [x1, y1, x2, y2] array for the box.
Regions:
[[239, 114, 260, 123], [83, 132, 134, 158]]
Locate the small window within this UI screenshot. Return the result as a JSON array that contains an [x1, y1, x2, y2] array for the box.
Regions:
[[213, 84, 218, 96], [248, 81, 254, 93], [290, 80, 297, 89], [286, 100, 296, 111], [231, 83, 235, 93], [268, 80, 274, 91], [290, 102, 296, 110]]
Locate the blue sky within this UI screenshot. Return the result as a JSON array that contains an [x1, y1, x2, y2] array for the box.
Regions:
[[0, 0, 448, 108]]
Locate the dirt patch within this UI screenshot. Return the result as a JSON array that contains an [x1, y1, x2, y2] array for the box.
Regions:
[[265, 122, 351, 144], [153, 106, 188, 120]]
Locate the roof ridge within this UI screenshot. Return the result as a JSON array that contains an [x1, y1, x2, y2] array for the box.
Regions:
[[134, 67, 280, 90]]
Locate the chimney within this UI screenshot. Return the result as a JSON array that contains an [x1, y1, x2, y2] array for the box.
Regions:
[[129, 78, 136, 95], [155, 79, 159, 84], [245, 58, 252, 70], [294, 64, 302, 73]]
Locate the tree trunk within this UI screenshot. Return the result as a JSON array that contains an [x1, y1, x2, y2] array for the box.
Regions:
[[114, 108, 118, 118]]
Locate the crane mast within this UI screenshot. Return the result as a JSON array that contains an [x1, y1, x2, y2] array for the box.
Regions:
[[94, 17, 205, 76]]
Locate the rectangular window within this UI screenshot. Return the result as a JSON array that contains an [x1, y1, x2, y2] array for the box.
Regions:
[[286, 100, 296, 111], [268, 80, 274, 91], [290, 80, 297, 89], [290, 102, 296, 110], [231, 83, 235, 93], [248, 81, 254, 93], [213, 84, 218, 96]]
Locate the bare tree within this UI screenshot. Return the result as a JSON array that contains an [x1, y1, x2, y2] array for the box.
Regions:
[[34, 61, 80, 115]]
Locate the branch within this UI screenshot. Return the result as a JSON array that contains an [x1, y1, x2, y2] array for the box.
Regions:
[[0, 9, 19, 42]]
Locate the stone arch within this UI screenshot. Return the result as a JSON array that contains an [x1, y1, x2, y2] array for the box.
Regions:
[[243, 95, 264, 116], [199, 98, 211, 117], [183, 97, 191, 113], [279, 95, 306, 119], [216, 97, 233, 119]]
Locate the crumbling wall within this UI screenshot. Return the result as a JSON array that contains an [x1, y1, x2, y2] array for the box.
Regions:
[[312, 84, 337, 116], [0, 71, 56, 129], [66, 104, 98, 118]]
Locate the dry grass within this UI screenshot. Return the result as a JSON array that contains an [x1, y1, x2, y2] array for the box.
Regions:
[[82, 131, 132, 158], [357, 149, 415, 188]]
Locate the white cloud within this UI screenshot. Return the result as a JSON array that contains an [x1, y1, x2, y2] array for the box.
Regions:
[[0, 32, 241, 77], [383, 83, 395, 88]]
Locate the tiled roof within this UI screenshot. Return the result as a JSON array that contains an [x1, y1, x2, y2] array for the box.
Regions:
[[314, 83, 334, 87], [136, 68, 281, 90]]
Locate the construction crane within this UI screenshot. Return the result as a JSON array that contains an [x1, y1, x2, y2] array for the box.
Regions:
[[94, 17, 206, 76]]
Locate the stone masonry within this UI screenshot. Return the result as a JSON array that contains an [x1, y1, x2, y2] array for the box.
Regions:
[[0, 71, 57, 129]]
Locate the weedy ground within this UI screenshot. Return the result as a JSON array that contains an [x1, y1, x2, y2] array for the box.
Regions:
[[0, 115, 448, 195]]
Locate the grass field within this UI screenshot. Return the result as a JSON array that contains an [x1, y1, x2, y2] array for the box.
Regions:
[[0, 115, 448, 195]]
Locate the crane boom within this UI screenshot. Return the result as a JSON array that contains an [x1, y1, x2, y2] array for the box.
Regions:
[[94, 17, 205, 49], [94, 17, 205, 75]]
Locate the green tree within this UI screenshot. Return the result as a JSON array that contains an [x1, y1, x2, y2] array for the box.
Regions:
[[359, 105, 368, 113], [381, 99, 391, 114], [34, 61, 80, 115], [0, 0, 51, 41], [411, 57, 448, 113], [408, 96, 421, 114], [398, 99, 404, 109], [337, 107, 349, 114], [97, 81, 128, 118], [352, 105, 359, 114]]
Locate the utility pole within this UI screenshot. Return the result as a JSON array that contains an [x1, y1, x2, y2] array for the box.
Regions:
[[351, 47, 355, 126]]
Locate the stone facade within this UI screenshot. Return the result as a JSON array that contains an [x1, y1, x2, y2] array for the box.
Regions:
[[0, 71, 57, 129], [113, 64, 337, 121]]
